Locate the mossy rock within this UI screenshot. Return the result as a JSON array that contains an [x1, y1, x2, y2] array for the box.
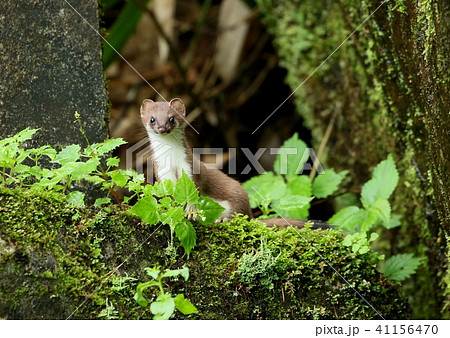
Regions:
[[0, 188, 409, 319]]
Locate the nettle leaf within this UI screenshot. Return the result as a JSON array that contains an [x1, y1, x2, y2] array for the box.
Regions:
[[312, 169, 348, 199], [386, 214, 402, 229], [174, 220, 196, 256], [15, 128, 39, 143], [53, 144, 81, 165], [196, 197, 224, 224], [243, 172, 286, 208], [106, 157, 120, 167], [272, 195, 312, 219], [129, 196, 160, 224], [381, 253, 424, 281], [151, 179, 175, 197], [273, 133, 309, 176], [286, 175, 312, 197], [361, 155, 399, 207], [174, 294, 198, 315], [150, 294, 175, 320], [173, 172, 199, 205], [66, 191, 85, 207]]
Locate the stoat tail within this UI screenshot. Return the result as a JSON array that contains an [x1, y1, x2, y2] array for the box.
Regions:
[[258, 218, 331, 229]]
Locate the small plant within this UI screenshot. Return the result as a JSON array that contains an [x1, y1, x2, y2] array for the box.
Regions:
[[134, 266, 198, 320], [98, 298, 119, 320], [242, 132, 348, 219], [236, 237, 281, 289]]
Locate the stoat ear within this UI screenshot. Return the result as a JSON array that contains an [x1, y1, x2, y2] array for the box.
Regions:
[[140, 99, 155, 116], [169, 98, 186, 117]]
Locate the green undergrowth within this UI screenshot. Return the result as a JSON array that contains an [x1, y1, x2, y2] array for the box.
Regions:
[[0, 187, 409, 319]]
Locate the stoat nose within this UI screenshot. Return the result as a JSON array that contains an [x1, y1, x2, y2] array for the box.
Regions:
[[157, 127, 167, 133]]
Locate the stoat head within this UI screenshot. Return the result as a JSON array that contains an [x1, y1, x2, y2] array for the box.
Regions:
[[140, 98, 186, 135]]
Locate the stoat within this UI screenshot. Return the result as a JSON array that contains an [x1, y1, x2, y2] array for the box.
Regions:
[[140, 98, 326, 228]]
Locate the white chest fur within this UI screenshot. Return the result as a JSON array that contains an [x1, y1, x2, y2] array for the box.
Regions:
[[147, 129, 192, 183]]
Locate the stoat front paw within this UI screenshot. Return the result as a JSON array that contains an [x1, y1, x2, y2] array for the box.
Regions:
[[215, 216, 232, 223], [185, 204, 198, 221]]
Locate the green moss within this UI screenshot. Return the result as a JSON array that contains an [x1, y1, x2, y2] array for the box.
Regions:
[[0, 187, 408, 319]]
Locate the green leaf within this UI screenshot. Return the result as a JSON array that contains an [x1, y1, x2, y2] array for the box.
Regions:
[[272, 195, 312, 219], [174, 294, 198, 315], [273, 133, 309, 176], [150, 294, 175, 320], [161, 267, 189, 281], [70, 158, 100, 179], [243, 172, 286, 208], [329, 206, 370, 232], [385, 214, 402, 229], [53, 145, 81, 165], [381, 253, 424, 281], [174, 220, 196, 256], [368, 198, 391, 228], [286, 175, 312, 197], [110, 169, 131, 187], [173, 171, 199, 205], [94, 197, 111, 208], [150, 179, 175, 197], [144, 267, 161, 280], [106, 157, 120, 167], [90, 138, 127, 156], [129, 196, 160, 224], [361, 156, 399, 207], [196, 197, 225, 224], [66, 191, 85, 207], [15, 128, 39, 143], [312, 169, 348, 199]]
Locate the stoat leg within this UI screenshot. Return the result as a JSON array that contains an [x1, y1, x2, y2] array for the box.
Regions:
[[185, 203, 198, 221]]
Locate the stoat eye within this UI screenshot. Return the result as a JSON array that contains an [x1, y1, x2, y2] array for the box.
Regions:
[[150, 117, 155, 123], [169, 117, 175, 124]]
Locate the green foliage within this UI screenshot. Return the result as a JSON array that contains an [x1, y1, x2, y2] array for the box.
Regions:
[[0, 128, 223, 256], [243, 133, 347, 219], [134, 266, 198, 320], [380, 254, 425, 282], [329, 156, 399, 232]]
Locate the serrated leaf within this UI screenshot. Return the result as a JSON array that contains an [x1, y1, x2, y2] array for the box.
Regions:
[[272, 195, 312, 219], [243, 172, 286, 208], [312, 169, 348, 199], [66, 191, 85, 207], [106, 157, 120, 167], [329, 206, 370, 232], [53, 145, 81, 165], [286, 175, 312, 197], [92, 138, 127, 156], [174, 220, 196, 256], [196, 197, 225, 224], [361, 156, 399, 207], [273, 133, 309, 176], [174, 294, 198, 315], [110, 170, 130, 187], [173, 171, 199, 205], [129, 196, 160, 224], [15, 128, 39, 143], [381, 253, 424, 281], [150, 294, 175, 320], [70, 158, 100, 179], [368, 199, 391, 228]]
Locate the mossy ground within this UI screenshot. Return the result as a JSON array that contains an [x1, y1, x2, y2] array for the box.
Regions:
[[0, 187, 408, 319]]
